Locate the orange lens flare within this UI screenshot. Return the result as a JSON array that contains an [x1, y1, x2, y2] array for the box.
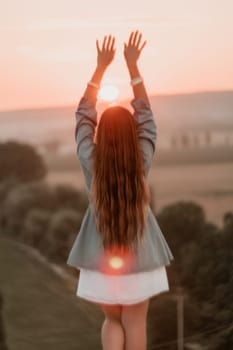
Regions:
[[109, 256, 124, 269], [98, 246, 136, 275]]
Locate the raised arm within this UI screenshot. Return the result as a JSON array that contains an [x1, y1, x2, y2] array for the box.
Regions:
[[124, 31, 157, 175], [82, 35, 116, 104], [75, 35, 116, 191], [124, 31, 150, 105]]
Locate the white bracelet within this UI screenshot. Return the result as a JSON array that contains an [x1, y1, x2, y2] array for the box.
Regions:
[[87, 81, 100, 89], [130, 77, 143, 86]]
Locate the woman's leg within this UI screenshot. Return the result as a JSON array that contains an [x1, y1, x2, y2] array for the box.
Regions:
[[121, 299, 150, 350], [99, 303, 125, 350]]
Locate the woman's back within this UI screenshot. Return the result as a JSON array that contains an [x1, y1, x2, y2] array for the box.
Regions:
[[67, 95, 173, 274]]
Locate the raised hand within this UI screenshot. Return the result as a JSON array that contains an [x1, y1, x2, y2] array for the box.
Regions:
[[96, 35, 116, 70], [124, 31, 147, 67], [124, 31, 149, 104], [82, 35, 115, 103]]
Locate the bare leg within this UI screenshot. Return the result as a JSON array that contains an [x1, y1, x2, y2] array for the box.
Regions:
[[99, 304, 125, 350], [121, 299, 149, 350]]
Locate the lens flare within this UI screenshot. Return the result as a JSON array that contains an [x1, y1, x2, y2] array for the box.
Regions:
[[98, 247, 136, 275], [109, 256, 124, 269]]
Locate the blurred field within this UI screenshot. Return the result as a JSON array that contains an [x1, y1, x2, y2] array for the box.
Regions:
[[45, 161, 233, 227], [0, 236, 103, 350]]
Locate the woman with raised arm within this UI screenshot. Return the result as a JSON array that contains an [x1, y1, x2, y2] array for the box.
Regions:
[[67, 31, 174, 350]]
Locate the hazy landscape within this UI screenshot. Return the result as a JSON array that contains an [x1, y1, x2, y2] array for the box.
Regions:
[[1, 90, 233, 148], [45, 162, 233, 228], [1, 90, 232, 227]]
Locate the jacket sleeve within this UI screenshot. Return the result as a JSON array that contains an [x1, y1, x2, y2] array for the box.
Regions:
[[75, 97, 97, 191], [131, 98, 157, 176]]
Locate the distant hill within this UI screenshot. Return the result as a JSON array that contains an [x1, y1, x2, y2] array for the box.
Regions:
[[0, 90, 233, 145], [148, 90, 233, 132]]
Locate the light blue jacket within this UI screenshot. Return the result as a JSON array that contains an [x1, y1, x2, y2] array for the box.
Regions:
[[66, 97, 174, 274]]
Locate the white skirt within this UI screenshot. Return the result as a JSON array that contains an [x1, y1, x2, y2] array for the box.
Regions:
[[76, 266, 169, 305]]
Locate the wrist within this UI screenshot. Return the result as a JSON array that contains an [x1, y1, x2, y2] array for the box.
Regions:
[[87, 81, 100, 89], [130, 76, 143, 86], [89, 65, 106, 86], [126, 60, 138, 68], [127, 64, 140, 79], [126, 61, 138, 69], [96, 63, 108, 73]]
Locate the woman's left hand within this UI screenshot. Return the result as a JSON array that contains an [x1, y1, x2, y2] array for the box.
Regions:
[[96, 35, 116, 70]]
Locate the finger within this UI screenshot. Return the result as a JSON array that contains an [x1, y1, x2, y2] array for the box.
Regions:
[[139, 40, 147, 52], [102, 35, 107, 51], [110, 37, 115, 51], [135, 32, 142, 48], [128, 31, 134, 46], [106, 35, 112, 50], [96, 39, 100, 53], [132, 30, 139, 46]]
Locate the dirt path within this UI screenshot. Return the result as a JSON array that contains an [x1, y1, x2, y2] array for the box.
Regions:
[[0, 235, 103, 350]]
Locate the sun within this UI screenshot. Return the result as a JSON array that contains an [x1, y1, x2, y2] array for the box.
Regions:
[[98, 84, 119, 102]]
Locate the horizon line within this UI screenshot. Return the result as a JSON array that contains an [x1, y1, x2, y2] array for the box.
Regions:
[[0, 88, 232, 113]]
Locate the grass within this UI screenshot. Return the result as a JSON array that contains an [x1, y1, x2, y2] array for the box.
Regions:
[[0, 234, 104, 350]]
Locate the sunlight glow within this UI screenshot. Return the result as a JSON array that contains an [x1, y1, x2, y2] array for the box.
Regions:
[[109, 256, 124, 269], [98, 85, 120, 102]]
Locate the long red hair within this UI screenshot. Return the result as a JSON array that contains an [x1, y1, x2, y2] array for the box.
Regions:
[[90, 105, 150, 251]]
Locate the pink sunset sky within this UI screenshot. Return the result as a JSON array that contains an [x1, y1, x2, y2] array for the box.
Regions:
[[1, 0, 233, 110]]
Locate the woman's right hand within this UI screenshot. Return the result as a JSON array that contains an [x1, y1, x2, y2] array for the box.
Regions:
[[96, 35, 116, 70], [124, 31, 147, 67]]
